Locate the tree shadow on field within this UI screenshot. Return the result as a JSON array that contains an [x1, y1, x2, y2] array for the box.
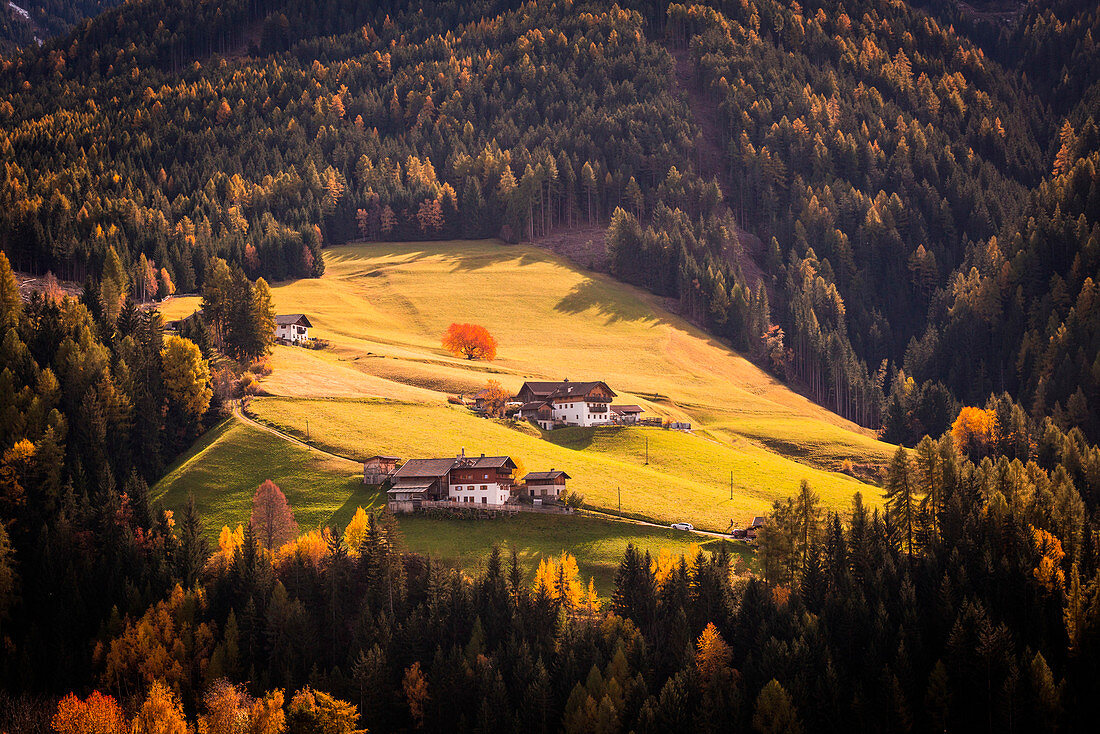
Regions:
[[326, 481, 386, 530], [554, 278, 660, 325], [446, 244, 550, 272]]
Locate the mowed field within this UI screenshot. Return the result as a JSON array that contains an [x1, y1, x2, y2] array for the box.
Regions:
[[156, 239, 892, 557], [244, 396, 876, 531], [151, 412, 731, 592]]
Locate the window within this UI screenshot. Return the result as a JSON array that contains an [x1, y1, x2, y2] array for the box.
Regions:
[[468, 485, 474, 490], [529, 489, 535, 496], [481, 497, 487, 504], [480, 485, 487, 490]]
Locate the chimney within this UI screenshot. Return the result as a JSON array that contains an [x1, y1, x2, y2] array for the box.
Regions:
[[563, 377, 569, 382], [460, 447, 465, 458], [480, 453, 485, 458]]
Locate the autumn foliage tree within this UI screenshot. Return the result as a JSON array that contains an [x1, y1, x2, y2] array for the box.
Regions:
[[442, 323, 497, 361], [52, 691, 128, 734], [478, 379, 508, 417], [251, 480, 299, 551], [952, 406, 994, 459]]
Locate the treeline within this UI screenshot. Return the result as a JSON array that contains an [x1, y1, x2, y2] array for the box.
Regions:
[[22, 395, 1100, 731], [0, 0, 704, 293], [0, 250, 217, 692], [665, 0, 1054, 429]]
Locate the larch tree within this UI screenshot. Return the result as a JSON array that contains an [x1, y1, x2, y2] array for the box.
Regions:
[[752, 680, 802, 734], [442, 323, 497, 360], [249, 277, 277, 360], [100, 245, 129, 325], [161, 335, 213, 420], [885, 446, 917, 560], [0, 252, 21, 332], [251, 479, 299, 551], [131, 681, 189, 734]]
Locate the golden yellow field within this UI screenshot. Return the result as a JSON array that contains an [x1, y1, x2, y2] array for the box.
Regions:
[[158, 239, 891, 532]]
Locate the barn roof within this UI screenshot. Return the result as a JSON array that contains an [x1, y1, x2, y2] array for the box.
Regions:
[[275, 314, 312, 327], [523, 470, 571, 481], [392, 458, 456, 479], [455, 455, 516, 470]]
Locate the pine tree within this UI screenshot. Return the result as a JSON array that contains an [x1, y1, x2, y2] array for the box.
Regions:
[[885, 446, 918, 560]]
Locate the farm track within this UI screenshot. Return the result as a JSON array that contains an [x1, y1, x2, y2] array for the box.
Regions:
[[233, 402, 360, 464]]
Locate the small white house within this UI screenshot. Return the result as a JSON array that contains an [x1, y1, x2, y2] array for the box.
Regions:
[[275, 314, 312, 343]]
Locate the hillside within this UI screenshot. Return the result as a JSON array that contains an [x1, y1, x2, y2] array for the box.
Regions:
[[151, 408, 724, 590], [156, 239, 889, 533]]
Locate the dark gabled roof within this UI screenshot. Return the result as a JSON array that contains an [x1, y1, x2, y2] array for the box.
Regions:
[[364, 455, 401, 462], [518, 380, 617, 401], [392, 458, 456, 479], [275, 313, 312, 327], [518, 400, 551, 411], [611, 404, 644, 414], [454, 455, 516, 471], [750, 516, 768, 528], [518, 381, 567, 398], [524, 470, 571, 481]]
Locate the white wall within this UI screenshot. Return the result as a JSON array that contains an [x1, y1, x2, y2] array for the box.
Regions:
[[276, 324, 309, 342], [551, 399, 612, 427], [448, 482, 511, 505]]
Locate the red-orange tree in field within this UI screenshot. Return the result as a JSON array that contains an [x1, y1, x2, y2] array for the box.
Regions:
[[442, 323, 497, 360]]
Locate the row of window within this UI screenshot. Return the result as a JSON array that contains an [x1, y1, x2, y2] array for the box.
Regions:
[[454, 485, 489, 491]]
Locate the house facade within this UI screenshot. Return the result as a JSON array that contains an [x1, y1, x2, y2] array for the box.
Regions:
[[447, 454, 517, 505], [523, 470, 570, 499], [275, 314, 312, 342], [387, 451, 519, 509], [515, 379, 617, 428]]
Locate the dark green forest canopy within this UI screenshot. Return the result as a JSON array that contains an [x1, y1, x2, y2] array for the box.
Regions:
[[0, 0, 125, 54], [2, 0, 1097, 443]]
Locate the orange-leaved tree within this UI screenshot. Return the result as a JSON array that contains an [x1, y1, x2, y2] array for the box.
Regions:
[[479, 379, 509, 417], [52, 691, 128, 734], [442, 323, 497, 361], [251, 480, 299, 551], [951, 406, 993, 459]]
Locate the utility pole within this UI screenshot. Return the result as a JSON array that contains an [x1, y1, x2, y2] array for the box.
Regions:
[[645, 435, 649, 465], [730, 470, 733, 500], [306, 419, 310, 443], [618, 486, 621, 516]]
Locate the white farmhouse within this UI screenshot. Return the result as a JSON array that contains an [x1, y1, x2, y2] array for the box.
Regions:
[[274, 314, 312, 343], [514, 379, 616, 428]]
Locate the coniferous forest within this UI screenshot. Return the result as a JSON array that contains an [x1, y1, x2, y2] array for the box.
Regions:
[[2, 0, 1100, 731]]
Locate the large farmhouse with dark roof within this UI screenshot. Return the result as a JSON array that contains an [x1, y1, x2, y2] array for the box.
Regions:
[[387, 450, 519, 508], [515, 379, 616, 428]]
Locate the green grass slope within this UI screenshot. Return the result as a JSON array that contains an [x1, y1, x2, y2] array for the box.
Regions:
[[245, 396, 878, 532], [152, 413, 378, 539], [160, 239, 893, 472], [150, 412, 734, 591]]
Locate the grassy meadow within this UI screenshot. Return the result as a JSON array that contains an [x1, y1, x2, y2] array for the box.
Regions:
[[149, 412, 743, 591], [157, 239, 894, 567], [152, 413, 378, 539], [244, 396, 878, 531]]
